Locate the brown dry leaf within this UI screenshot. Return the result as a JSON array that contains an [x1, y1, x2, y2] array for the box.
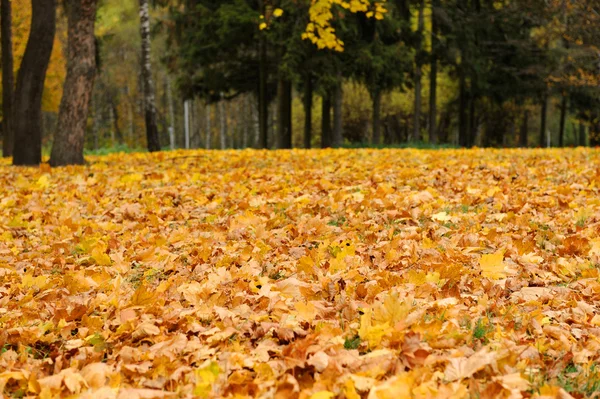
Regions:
[[1, 149, 599, 397], [444, 348, 497, 381]]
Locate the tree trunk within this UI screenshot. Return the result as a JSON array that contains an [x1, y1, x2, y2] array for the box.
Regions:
[[428, 0, 439, 144], [413, 0, 425, 142], [520, 109, 529, 147], [303, 74, 312, 149], [468, 93, 476, 147], [579, 123, 586, 147], [205, 103, 211, 149], [184, 99, 190, 149], [167, 76, 176, 150], [277, 77, 292, 149], [219, 99, 227, 149], [111, 99, 123, 144], [243, 95, 250, 148], [13, 0, 56, 166], [332, 77, 343, 148], [539, 94, 548, 147], [257, 0, 268, 149], [321, 93, 332, 148], [458, 69, 468, 147], [1, 0, 14, 157], [372, 90, 382, 146], [558, 94, 567, 147], [139, 0, 160, 152], [592, 123, 600, 147], [92, 94, 99, 150]]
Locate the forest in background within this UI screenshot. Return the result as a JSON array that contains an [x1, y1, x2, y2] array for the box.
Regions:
[[2, 0, 600, 153]]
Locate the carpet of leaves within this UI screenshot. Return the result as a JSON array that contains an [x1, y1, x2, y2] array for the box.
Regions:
[[1, 149, 600, 399]]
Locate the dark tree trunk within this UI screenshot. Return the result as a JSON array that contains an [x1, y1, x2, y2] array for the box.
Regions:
[[257, 0, 268, 149], [372, 90, 382, 145], [139, 0, 160, 152], [13, 0, 56, 166], [558, 95, 567, 147], [579, 123, 586, 146], [111, 99, 123, 144], [458, 69, 468, 147], [303, 74, 312, 149], [321, 93, 332, 148], [520, 109, 529, 147], [591, 123, 600, 147], [50, 0, 98, 166], [468, 93, 476, 147], [277, 77, 292, 149], [539, 94, 548, 147], [429, 0, 439, 144], [1, 0, 14, 157], [413, 0, 425, 142], [332, 77, 343, 148]]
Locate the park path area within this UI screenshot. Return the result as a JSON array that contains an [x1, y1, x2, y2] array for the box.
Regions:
[[1, 149, 600, 398]]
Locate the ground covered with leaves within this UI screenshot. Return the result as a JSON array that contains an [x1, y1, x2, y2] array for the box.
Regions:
[[1, 149, 600, 398]]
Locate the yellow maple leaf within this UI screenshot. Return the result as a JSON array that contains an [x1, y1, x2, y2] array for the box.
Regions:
[[479, 250, 506, 279], [295, 301, 318, 322], [91, 242, 112, 266], [310, 391, 335, 399]]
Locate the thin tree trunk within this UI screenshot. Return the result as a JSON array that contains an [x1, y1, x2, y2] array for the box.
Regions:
[[277, 77, 292, 149], [257, 0, 268, 149], [559, 94, 567, 147], [243, 95, 250, 148], [111, 99, 123, 144], [1, 0, 14, 157], [428, 0, 439, 144], [579, 123, 586, 147], [539, 94, 548, 147], [139, 0, 160, 152], [190, 98, 196, 148], [92, 94, 99, 150], [184, 99, 190, 149], [372, 90, 382, 145], [205, 103, 211, 149], [468, 93, 476, 147], [128, 101, 134, 142], [219, 99, 227, 149], [13, 0, 56, 166], [303, 74, 313, 149], [109, 106, 115, 144], [458, 68, 468, 147], [413, 0, 425, 142], [321, 93, 332, 148], [332, 76, 343, 148], [592, 123, 600, 147], [167, 76, 176, 150], [520, 109, 529, 147]]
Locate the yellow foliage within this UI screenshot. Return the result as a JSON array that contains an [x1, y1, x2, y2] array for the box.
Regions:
[[0, 148, 598, 397], [304, 0, 387, 51], [8, 1, 66, 113]]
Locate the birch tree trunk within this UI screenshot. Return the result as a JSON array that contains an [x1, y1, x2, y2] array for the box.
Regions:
[[139, 0, 160, 152], [184, 99, 190, 149], [167, 76, 176, 149]]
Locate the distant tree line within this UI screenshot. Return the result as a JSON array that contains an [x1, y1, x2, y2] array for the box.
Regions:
[[169, 0, 600, 149]]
